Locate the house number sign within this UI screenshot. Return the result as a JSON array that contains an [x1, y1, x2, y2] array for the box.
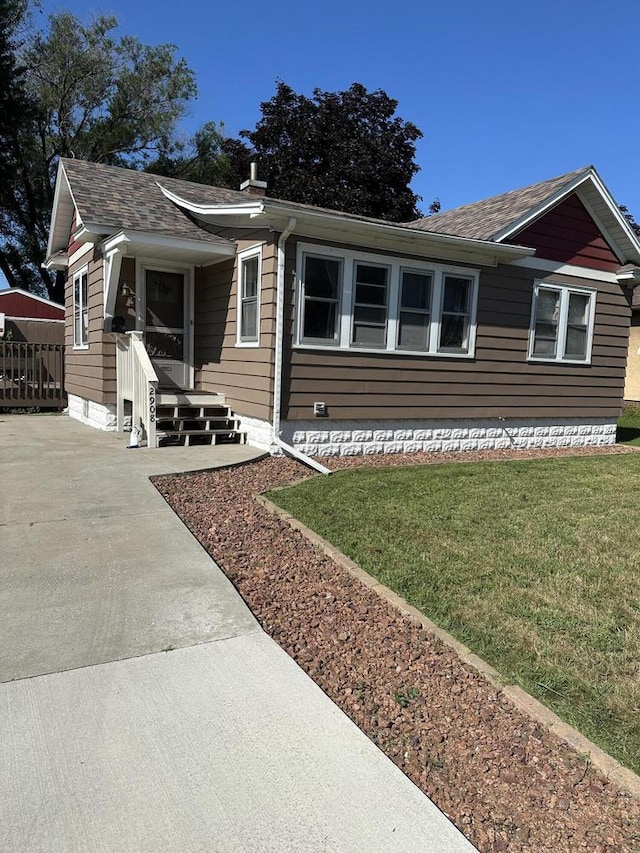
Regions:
[[149, 385, 156, 423]]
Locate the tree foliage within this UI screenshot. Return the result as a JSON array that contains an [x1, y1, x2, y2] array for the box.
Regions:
[[620, 205, 640, 238], [146, 121, 251, 190], [0, 9, 197, 300], [0, 0, 35, 290], [241, 81, 423, 221]]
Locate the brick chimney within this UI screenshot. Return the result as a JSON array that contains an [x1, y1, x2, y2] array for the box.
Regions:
[[240, 162, 267, 196]]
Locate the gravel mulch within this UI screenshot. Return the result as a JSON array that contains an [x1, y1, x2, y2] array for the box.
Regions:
[[153, 446, 640, 853]]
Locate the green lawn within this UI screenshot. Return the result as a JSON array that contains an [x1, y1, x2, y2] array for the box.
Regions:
[[267, 455, 640, 774]]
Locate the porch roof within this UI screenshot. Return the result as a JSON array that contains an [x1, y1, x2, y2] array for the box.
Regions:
[[47, 159, 239, 259]]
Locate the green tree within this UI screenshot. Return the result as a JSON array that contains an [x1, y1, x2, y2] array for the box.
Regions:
[[240, 81, 424, 221], [146, 121, 252, 190], [620, 205, 640, 238], [0, 10, 197, 301], [0, 0, 35, 289]]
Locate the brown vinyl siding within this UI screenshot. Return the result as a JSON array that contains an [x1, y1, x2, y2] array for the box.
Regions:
[[64, 248, 118, 405], [194, 230, 277, 420], [507, 194, 620, 272], [283, 257, 629, 421]]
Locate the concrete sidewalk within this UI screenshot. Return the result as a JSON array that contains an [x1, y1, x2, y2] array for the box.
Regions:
[[0, 414, 476, 852]]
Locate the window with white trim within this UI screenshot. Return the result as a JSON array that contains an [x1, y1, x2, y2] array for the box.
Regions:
[[528, 282, 595, 363], [296, 244, 480, 358], [237, 248, 261, 344], [73, 267, 89, 349]]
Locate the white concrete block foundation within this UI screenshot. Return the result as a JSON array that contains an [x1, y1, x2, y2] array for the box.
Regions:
[[280, 417, 617, 457], [67, 394, 117, 431], [238, 414, 273, 451]]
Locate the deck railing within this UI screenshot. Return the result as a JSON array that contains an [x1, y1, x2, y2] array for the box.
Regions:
[[0, 342, 65, 408], [115, 331, 159, 448]]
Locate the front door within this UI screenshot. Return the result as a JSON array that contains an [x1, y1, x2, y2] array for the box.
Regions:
[[144, 267, 191, 389]]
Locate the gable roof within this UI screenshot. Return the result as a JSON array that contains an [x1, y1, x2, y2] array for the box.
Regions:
[[0, 287, 65, 320], [47, 158, 640, 272], [48, 159, 239, 257], [409, 166, 640, 266], [409, 167, 591, 239], [48, 159, 535, 269]]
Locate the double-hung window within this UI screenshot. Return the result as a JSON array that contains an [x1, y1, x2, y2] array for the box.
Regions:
[[237, 248, 261, 345], [398, 269, 432, 351], [352, 263, 389, 348], [73, 267, 89, 349], [439, 275, 473, 353], [529, 283, 595, 363]]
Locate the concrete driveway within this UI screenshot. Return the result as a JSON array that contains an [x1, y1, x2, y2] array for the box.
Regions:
[[0, 414, 476, 852]]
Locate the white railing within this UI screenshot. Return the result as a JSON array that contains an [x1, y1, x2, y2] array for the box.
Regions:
[[115, 331, 159, 448]]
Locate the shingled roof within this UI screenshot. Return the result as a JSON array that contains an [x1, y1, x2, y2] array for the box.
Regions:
[[61, 158, 247, 245], [408, 167, 592, 240]]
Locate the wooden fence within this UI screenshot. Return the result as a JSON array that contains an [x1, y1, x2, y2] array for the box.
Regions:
[[0, 342, 66, 408]]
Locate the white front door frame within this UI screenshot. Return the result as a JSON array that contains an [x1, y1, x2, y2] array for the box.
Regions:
[[136, 258, 195, 390]]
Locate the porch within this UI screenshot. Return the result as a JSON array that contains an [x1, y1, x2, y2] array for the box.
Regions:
[[114, 331, 247, 448]]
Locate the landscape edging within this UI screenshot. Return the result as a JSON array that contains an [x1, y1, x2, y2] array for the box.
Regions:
[[256, 492, 640, 802]]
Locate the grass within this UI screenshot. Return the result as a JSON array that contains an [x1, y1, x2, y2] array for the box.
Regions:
[[267, 455, 640, 774], [617, 404, 640, 446]]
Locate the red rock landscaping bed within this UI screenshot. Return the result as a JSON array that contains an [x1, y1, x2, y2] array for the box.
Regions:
[[153, 446, 640, 853]]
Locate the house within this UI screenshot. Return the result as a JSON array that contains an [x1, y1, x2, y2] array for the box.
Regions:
[[624, 286, 640, 401], [0, 286, 64, 342], [0, 287, 65, 409], [44, 158, 640, 458]]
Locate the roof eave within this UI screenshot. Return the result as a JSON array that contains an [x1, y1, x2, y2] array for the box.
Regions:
[[157, 183, 265, 217], [46, 160, 78, 258], [264, 202, 537, 263], [42, 251, 68, 271], [491, 167, 640, 266], [616, 265, 640, 283], [100, 229, 237, 264], [157, 185, 535, 264]]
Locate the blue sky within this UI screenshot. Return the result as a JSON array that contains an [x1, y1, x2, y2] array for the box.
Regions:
[[32, 0, 640, 217]]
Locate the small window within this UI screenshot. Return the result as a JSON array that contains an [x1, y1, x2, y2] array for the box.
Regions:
[[398, 269, 432, 351], [73, 267, 89, 348], [439, 275, 472, 353], [529, 283, 595, 363], [237, 249, 261, 345], [352, 263, 389, 348], [301, 255, 342, 343]]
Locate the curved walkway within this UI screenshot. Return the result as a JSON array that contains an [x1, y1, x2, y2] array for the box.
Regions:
[[0, 415, 475, 852]]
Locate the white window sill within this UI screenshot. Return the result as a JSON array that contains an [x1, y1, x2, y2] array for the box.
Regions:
[[294, 343, 475, 359], [72, 344, 89, 351], [527, 356, 591, 366], [235, 340, 260, 348]]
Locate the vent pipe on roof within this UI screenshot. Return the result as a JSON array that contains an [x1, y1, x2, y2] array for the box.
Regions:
[[240, 162, 267, 196]]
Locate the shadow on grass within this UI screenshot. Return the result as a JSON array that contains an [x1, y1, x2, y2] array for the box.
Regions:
[[616, 426, 640, 445]]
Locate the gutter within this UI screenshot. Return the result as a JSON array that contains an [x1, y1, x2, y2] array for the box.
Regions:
[[154, 185, 536, 263], [272, 217, 331, 476]]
